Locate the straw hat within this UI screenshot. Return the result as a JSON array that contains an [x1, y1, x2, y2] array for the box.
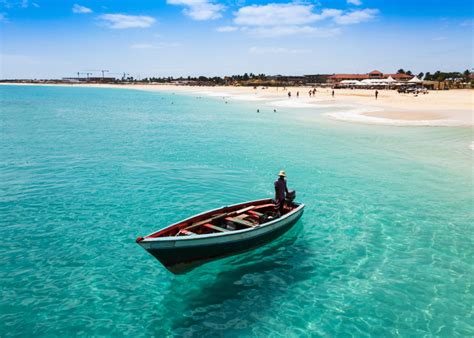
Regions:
[[278, 170, 286, 177]]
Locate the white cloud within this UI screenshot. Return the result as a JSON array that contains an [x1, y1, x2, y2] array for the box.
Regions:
[[216, 25, 238, 32], [167, 0, 224, 20], [333, 9, 378, 25], [158, 42, 182, 47], [233, 5, 344, 27], [460, 19, 473, 27], [2, 0, 31, 8], [347, 0, 362, 5], [234, 3, 323, 26], [249, 46, 310, 54], [222, 3, 375, 37], [130, 42, 181, 49], [432, 36, 447, 41], [321, 9, 343, 18], [233, 4, 377, 27], [130, 43, 155, 49], [249, 26, 341, 38], [99, 14, 156, 29], [32, 2, 39, 7], [72, 4, 92, 14], [0, 13, 6, 22], [0, 0, 33, 8]]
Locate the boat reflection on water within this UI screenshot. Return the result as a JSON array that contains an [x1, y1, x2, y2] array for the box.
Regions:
[[147, 224, 314, 336]]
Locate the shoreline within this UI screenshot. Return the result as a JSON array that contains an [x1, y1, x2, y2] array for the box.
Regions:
[[1, 82, 473, 127]]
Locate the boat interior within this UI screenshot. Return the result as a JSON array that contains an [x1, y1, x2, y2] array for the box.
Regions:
[[148, 200, 296, 238]]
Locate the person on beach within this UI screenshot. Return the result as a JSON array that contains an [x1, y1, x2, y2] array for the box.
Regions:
[[332, 90, 335, 97], [288, 91, 291, 98], [375, 90, 379, 100], [274, 170, 289, 216], [296, 91, 299, 98], [308, 90, 312, 97]]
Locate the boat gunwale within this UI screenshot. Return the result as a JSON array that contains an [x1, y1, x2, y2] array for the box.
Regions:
[[140, 199, 305, 243]]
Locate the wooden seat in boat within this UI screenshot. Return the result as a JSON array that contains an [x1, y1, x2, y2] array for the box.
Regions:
[[186, 213, 227, 230], [225, 217, 256, 228], [183, 204, 271, 233], [253, 203, 275, 211], [178, 229, 195, 236], [233, 205, 256, 215], [248, 210, 263, 218], [202, 223, 228, 232]]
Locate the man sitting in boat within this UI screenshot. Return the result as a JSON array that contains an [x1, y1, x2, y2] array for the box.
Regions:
[[274, 170, 289, 216]]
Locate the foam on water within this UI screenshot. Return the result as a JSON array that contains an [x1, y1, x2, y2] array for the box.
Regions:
[[230, 94, 266, 101], [196, 90, 470, 128], [196, 90, 231, 97], [265, 98, 331, 108], [324, 108, 469, 127], [1, 85, 473, 337], [197, 90, 265, 101]]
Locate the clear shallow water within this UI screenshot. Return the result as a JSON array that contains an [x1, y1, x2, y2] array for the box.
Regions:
[[0, 85, 473, 336]]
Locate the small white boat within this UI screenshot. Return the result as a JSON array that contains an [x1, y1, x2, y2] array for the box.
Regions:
[[136, 196, 305, 273]]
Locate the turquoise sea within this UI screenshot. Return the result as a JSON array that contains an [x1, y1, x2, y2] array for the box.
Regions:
[[1, 85, 473, 337]]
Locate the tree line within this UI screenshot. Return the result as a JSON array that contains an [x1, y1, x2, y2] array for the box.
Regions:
[[131, 73, 269, 84], [396, 68, 472, 82], [120, 70, 472, 84]]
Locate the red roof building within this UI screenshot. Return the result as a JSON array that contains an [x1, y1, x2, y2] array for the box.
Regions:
[[386, 73, 416, 80], [368, 70, 384, 78], [328, 70, 414, 83], [328, 74, 368, 80]]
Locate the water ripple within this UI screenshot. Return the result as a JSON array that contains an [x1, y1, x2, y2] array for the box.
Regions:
[[1, 85, 473, 337]]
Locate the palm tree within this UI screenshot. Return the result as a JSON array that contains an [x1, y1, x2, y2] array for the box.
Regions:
[[463, 69, 471, 82], [434, 71, 444, 89]]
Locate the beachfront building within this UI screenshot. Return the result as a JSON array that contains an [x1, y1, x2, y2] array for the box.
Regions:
[[303, 74, 332, 84], [62, 77, 117, 83], [327, 70, 413, 84]]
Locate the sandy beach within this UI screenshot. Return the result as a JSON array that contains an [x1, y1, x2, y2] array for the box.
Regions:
[[2, 82, 473, 127]]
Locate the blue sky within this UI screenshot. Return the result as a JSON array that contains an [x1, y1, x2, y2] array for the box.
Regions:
[[0, 0, 472, 78]]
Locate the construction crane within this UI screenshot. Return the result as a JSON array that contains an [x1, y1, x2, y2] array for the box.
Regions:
[[106, 72, 129, 81], [76, 72, 92, 79], [82, 69, 109, 79], [103, 72, 122, 82]]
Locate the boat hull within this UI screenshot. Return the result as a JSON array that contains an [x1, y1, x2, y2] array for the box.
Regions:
[[138, 203, 304, 273]]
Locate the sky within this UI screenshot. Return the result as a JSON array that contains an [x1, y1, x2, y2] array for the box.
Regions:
[[0, 0, 473, 79]]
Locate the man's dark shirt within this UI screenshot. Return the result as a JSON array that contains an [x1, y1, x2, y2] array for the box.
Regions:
[[274, 177, 288, 201]]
